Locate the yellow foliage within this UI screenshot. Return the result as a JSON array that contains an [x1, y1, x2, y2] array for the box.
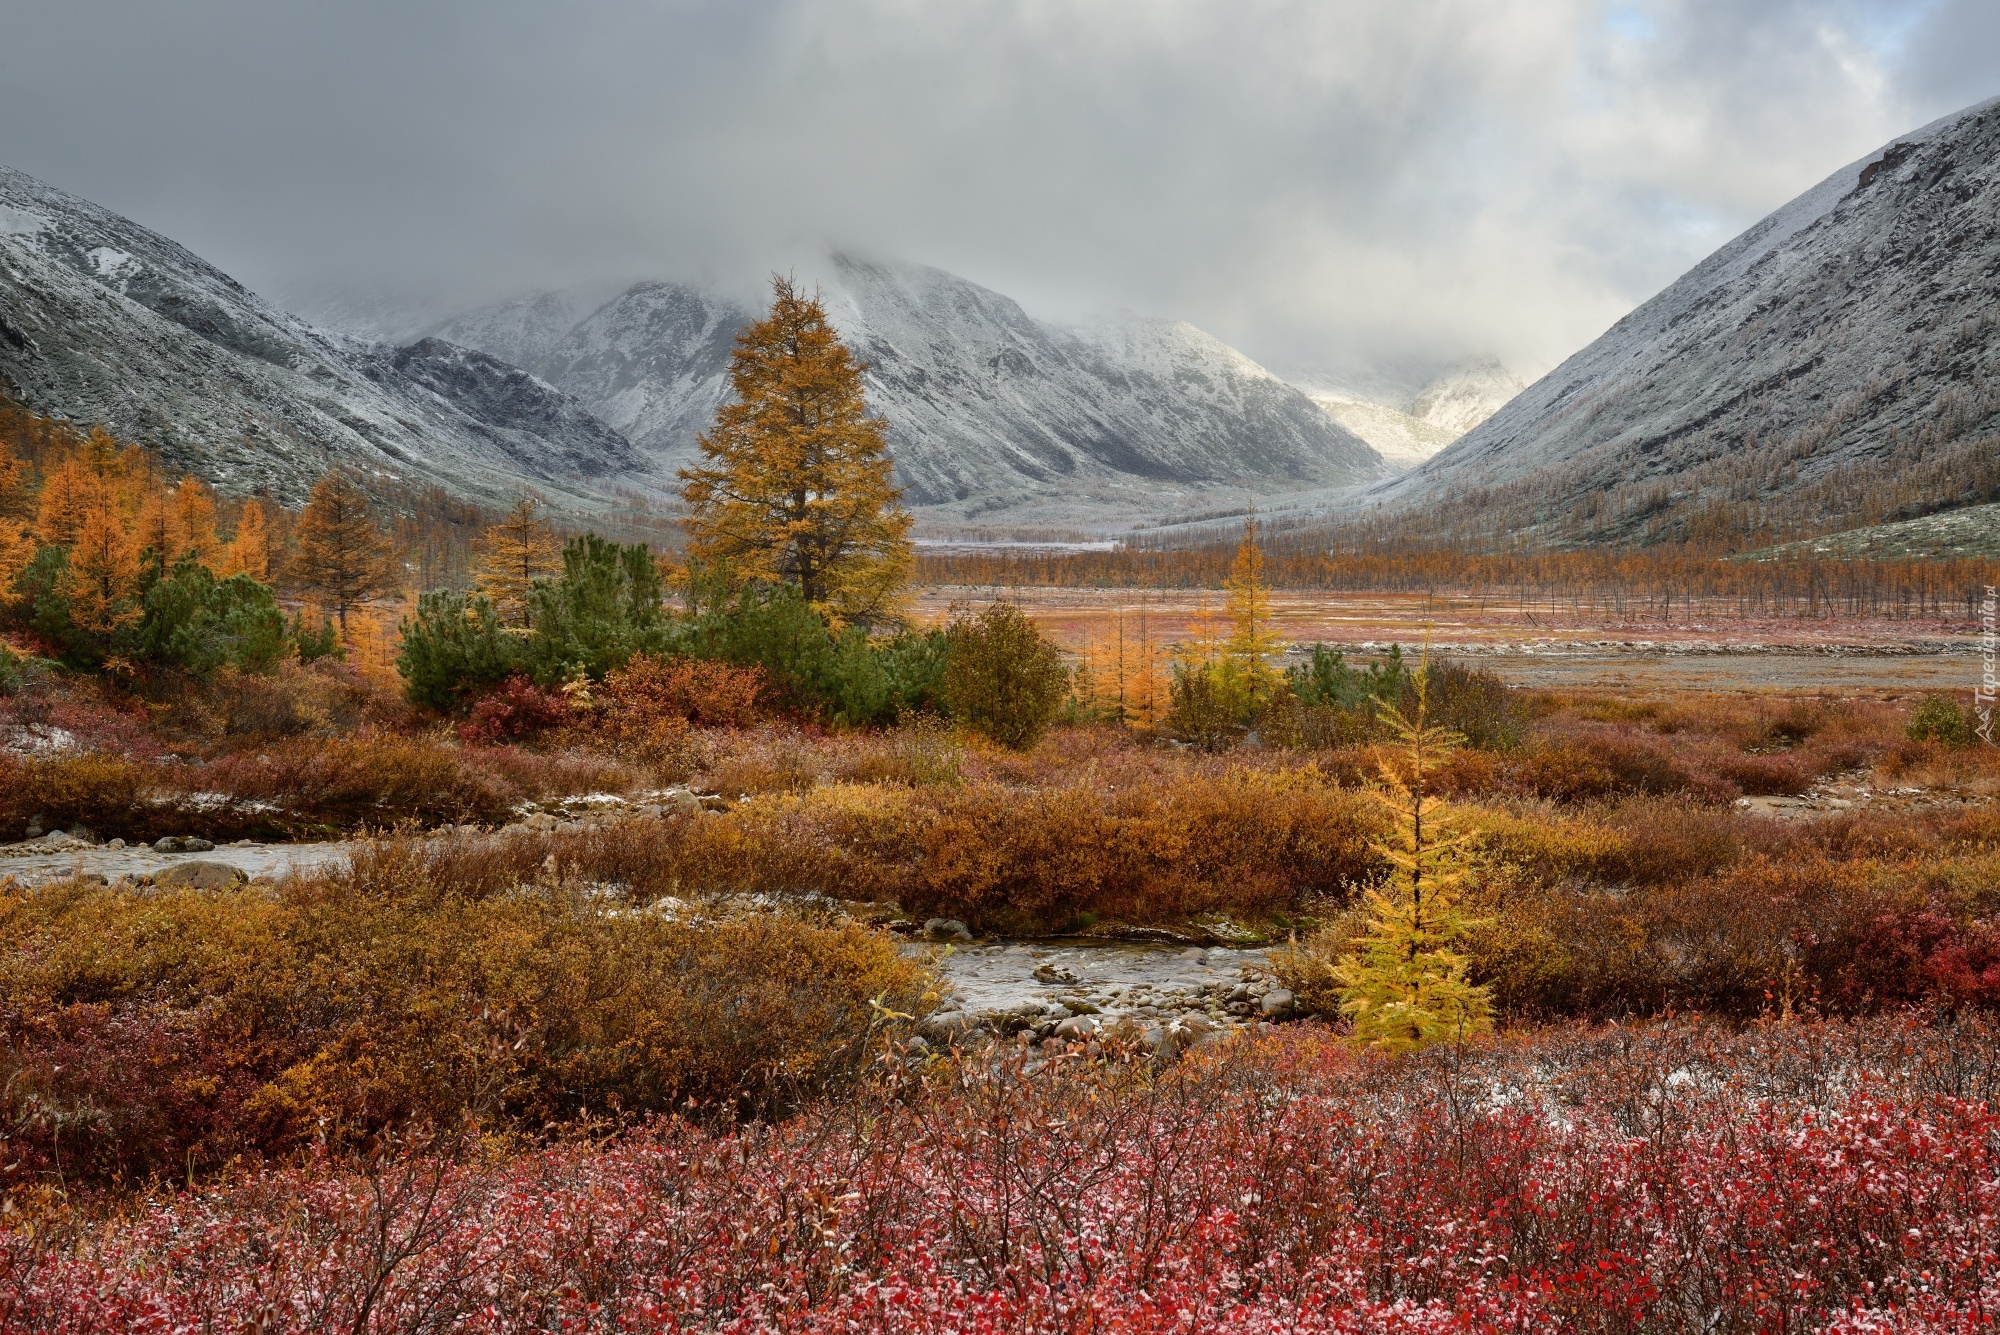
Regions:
[[474, 494, 562, 626], [221, 498, 273, 582], [680, 276, 913, 625]]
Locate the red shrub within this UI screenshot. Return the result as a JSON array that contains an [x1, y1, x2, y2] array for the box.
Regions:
[[458, 675, 570, 744], [14, 1021, 2000, 1332]]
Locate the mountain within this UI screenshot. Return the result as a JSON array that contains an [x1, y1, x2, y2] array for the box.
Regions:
[[0, 166, 650, 509], [1373, 96, 2000, 545], [433, 256, 1386, 528], [1298, 392, 1458, 470], [1289, 361, 1526, 470], [1405, 361, 1529, 435]]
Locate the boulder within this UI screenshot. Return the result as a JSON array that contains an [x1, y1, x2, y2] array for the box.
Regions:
[[1053, 1014, 1105, 1040], [923, 918, 974, 943], [155, 860, 249, 891], [1260, 989, 1295, 1017]]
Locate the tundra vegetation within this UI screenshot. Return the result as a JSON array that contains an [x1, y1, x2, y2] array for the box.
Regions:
[[1, 295, 1998, 1326]]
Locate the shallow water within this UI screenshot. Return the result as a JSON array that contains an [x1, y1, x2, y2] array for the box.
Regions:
[[0, 839, 348, 884]]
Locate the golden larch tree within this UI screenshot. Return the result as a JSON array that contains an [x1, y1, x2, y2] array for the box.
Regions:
[[170, 477, 220, 567], [36, 457, 97, 547], [64, 496, 143, 634], [1333, 657, 1494, 1050], [222, 499, 273, 583], [680, 276, 913, 624], [294, 473, 394, 633], [473, 494, 562, 626], [1224, 516, 1282, 710]]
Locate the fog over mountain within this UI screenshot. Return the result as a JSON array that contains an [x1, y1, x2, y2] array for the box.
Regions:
[[1367, 95, 2000, 540], [430, 257, 1392, 530]]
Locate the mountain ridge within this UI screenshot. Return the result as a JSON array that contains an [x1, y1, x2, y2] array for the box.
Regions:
[[1368, 95, 2000, 546], [0, 165, 653, 511]]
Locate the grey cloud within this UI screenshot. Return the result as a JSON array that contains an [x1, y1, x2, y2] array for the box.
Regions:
[[0, 1, 1993, 387]]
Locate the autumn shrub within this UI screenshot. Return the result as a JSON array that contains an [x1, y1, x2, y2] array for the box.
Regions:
[[940, 601, 1068, 749], [19, 1017, 2000, 1332], [1165, 662, 1240, 752], [1470, 850, 2000, 1020], [458, 674, 571, 744], [0, 752, 152, 840], [1508, 726, 1737, 804], [0, 855, 925, 1187], [1907, 692, 1972, 746], [601, 653, 766, 729], [201, 733, 514, 829]]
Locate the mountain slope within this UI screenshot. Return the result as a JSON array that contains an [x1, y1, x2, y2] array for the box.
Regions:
[[0, 166, 649, 508], [435, 257, 1384, 526], [1376, 96, 2000, 545]]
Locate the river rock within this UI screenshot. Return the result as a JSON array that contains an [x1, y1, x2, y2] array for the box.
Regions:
[[1260, 989, 1295, 1017], [155, 860, 249, 891], [924, 918, 974, 943]]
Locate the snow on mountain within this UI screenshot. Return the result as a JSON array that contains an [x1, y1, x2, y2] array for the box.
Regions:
[[1406, 361, 1529, 435], [1280, 360, 1524, 471], [0, 166, 651, 509], [1376, 95, 2000, 528], [434, 282, 749, 467], [433, 256, 1386, 527], [1300, 391, 1458, 470]]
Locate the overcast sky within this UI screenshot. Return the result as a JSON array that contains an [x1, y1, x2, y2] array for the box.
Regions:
[[2, 0, 1996, 386]]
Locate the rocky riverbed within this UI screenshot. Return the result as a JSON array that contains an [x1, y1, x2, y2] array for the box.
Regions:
[[909, 936, 1293, 1055], [0, 822, 1301, 1047]]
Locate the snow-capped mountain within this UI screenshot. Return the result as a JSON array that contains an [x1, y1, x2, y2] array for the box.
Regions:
[[1288, 361, 1525, 471], [1377, 95, 2000, 533], [432, 256, 1384, 526], [0, 166, 650, 509], [435, 282, 748, 466], [1405, 361, 1529, 436]]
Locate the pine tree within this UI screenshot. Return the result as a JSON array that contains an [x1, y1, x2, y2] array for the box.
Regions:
[[473, 494, 562, 626], [1223, 516, 1282, 712], [293, 473, 394, 634], [680, 276, 913, 625], [1332, 658, 1493, 1051], [222, 499, 273, 583]]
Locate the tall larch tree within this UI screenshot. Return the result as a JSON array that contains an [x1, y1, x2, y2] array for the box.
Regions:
[[170, 477, 220, 567], [64, 492, 142, 634], [36, 457, 96, 547], [679, 276, 913, 625], [222, 499, 273, 583], [293, 473, 394, 634], [473, 494, 562, 626], [1224, 516, 1282, 710]]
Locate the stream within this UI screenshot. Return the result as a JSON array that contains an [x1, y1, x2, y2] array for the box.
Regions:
[[0, 833, 1294, 1045]]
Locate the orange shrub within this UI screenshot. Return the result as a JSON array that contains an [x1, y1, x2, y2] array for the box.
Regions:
[[0, 751, 153, 840], [203, 732, 513, 829], [0, 852, 924, 1186], [602, 654, 766, 729]]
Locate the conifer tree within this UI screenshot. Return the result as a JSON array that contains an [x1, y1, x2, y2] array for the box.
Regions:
[[64, 496, 142, 634], [222, 499, 273, 583], [474, 494, 562, 627], [680, 276, 913, 624], [133, 488, 175, 566], [170, 477, 219, 567], [1333, 658, 1493, 1050], [294, 473, 394, 634], [36, 458, 95, 547], [1223, 516, 1282, 711]]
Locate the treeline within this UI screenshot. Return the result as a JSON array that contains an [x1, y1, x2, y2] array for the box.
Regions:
[[921, 542, 2000, 621]]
